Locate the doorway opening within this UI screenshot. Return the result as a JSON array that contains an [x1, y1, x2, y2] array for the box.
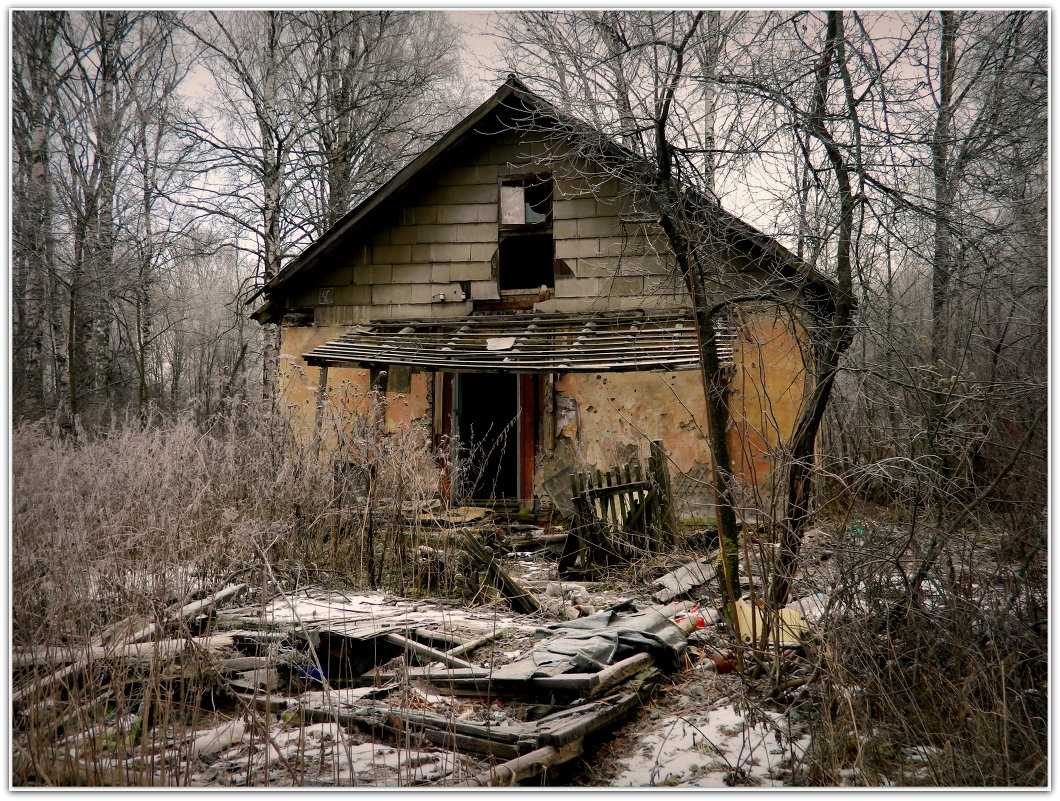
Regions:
[[455, 373, 519, 500]]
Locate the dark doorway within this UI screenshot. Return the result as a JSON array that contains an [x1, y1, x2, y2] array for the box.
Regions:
[[456, 373, 519, 499]]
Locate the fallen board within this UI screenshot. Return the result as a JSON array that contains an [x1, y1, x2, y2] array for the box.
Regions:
[[651, 554, 718, 603]]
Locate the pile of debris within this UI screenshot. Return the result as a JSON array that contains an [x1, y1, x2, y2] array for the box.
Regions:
[[14, 508, 839, 788], [13, 571, 719, 787]]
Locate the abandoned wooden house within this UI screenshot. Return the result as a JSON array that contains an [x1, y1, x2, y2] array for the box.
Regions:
[[252, 77, 837, 517]]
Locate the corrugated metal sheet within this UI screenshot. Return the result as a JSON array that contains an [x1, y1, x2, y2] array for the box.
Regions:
[[301, 310, 736, 373]]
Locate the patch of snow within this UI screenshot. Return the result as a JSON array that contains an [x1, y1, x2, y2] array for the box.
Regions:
[[611, 705, 808, 787], [188, 718, 460, 787]]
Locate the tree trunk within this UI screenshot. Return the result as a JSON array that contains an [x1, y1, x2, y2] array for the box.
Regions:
[[766, 10, 857, 609]]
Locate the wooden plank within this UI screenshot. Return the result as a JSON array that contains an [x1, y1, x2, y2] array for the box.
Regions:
[[459, 529, 540, 614], [13, 635, 237, 670], [531, 652, 653, 697], [445, 631, 500, 659], [384, 707, 527, 745], [302, 703, 522, 759], [382, 632, 476, 670], [585, 480, 651, 499], [458, 741, 583, 786], [412, 628, 467, 649], [537, 688, 645, 747], [362, 665, 492, 683], [649, 440, 678, 547], [122, 583, 249, 645], [518, 374, 536, 504]]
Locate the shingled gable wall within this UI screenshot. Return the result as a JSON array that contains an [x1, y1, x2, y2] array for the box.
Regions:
[[274, 123, 809, 517], [279, 128, 686, 324]]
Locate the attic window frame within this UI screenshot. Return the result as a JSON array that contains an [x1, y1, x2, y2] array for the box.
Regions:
[[495, 172, 556, 296], [499, 172, 553, 230]]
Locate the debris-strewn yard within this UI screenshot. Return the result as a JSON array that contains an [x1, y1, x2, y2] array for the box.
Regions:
[[14, 505, 1044, 788], [11, 504, 777, 787], [12, 419, 1046, 788]]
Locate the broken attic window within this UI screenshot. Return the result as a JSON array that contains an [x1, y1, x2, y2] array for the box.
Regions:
[[498, 234, 555, 290], [500, 175, 552, 226]]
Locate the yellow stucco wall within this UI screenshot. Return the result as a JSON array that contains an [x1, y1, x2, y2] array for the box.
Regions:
[[543, 305, 807, 510], [727, 306, 809, 507], [278, 326, 431, 453], [276, 302, 809, 514], [553, 370, 710, 477]]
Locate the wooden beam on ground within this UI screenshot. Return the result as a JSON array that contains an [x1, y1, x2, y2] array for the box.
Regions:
[[445, 631, 500, 659], [531, 652, 654, 697], [13, 635, 237, 670], [120, 583, 249, 645], [382, 632, 476, 670], [536, 688, 646, 747], [458, 741, 584, 786], [13, 582, 247, 711], [459, 528, 540, 614]]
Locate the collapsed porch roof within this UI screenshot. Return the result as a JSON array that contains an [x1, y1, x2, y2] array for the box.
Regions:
[[302, 309, 733, 373]]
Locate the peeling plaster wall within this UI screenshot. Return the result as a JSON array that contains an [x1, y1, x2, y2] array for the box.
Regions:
[[542, 370, 713, 518], [536, 305, 808, 520], [278, 326, 430, 453], [726, 306, 809, 515], [276, 305, 808, 519]]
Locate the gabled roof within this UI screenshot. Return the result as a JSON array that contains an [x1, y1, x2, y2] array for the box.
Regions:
[[253, 76, 836, 323]]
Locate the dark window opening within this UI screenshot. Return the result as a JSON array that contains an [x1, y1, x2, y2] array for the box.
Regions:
[[369, 364, 413, 393], [498, 234, 555, 290], [281, 308, 315, 327]]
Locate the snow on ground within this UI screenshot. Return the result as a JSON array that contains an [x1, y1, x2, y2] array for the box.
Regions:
[[188, 719, 463, 787], [610, 703, 808, 787], [253, 589, 536, 638]]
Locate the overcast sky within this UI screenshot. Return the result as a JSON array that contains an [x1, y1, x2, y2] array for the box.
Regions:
[[445, 10, 505, 88]]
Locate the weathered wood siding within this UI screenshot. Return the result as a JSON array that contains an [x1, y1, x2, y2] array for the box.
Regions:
[[278, 130, 684, 323]]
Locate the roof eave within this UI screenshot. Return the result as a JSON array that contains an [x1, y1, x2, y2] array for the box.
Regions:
[[262, 78, 526, 297]]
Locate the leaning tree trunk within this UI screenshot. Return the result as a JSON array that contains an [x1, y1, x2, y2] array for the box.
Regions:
[[766, 10, 857, 610], [650, 12, 744, 612]]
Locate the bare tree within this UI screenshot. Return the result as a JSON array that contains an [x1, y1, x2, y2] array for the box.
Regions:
[[497, 11, 856, 610], [46, 11, 185, 425], [289, 11, 461, 234], [182, 11, 465, 400], [12, 11, 65, 419]]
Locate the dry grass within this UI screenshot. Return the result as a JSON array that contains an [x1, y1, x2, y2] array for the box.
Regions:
[[11, 400, 459, 786], [12, 400, 1047, 787], [786, 514, 1047, 787], [12, 399, 447, 649]]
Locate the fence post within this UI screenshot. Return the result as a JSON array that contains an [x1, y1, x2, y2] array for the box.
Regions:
[[648, 440, 678, 549]]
